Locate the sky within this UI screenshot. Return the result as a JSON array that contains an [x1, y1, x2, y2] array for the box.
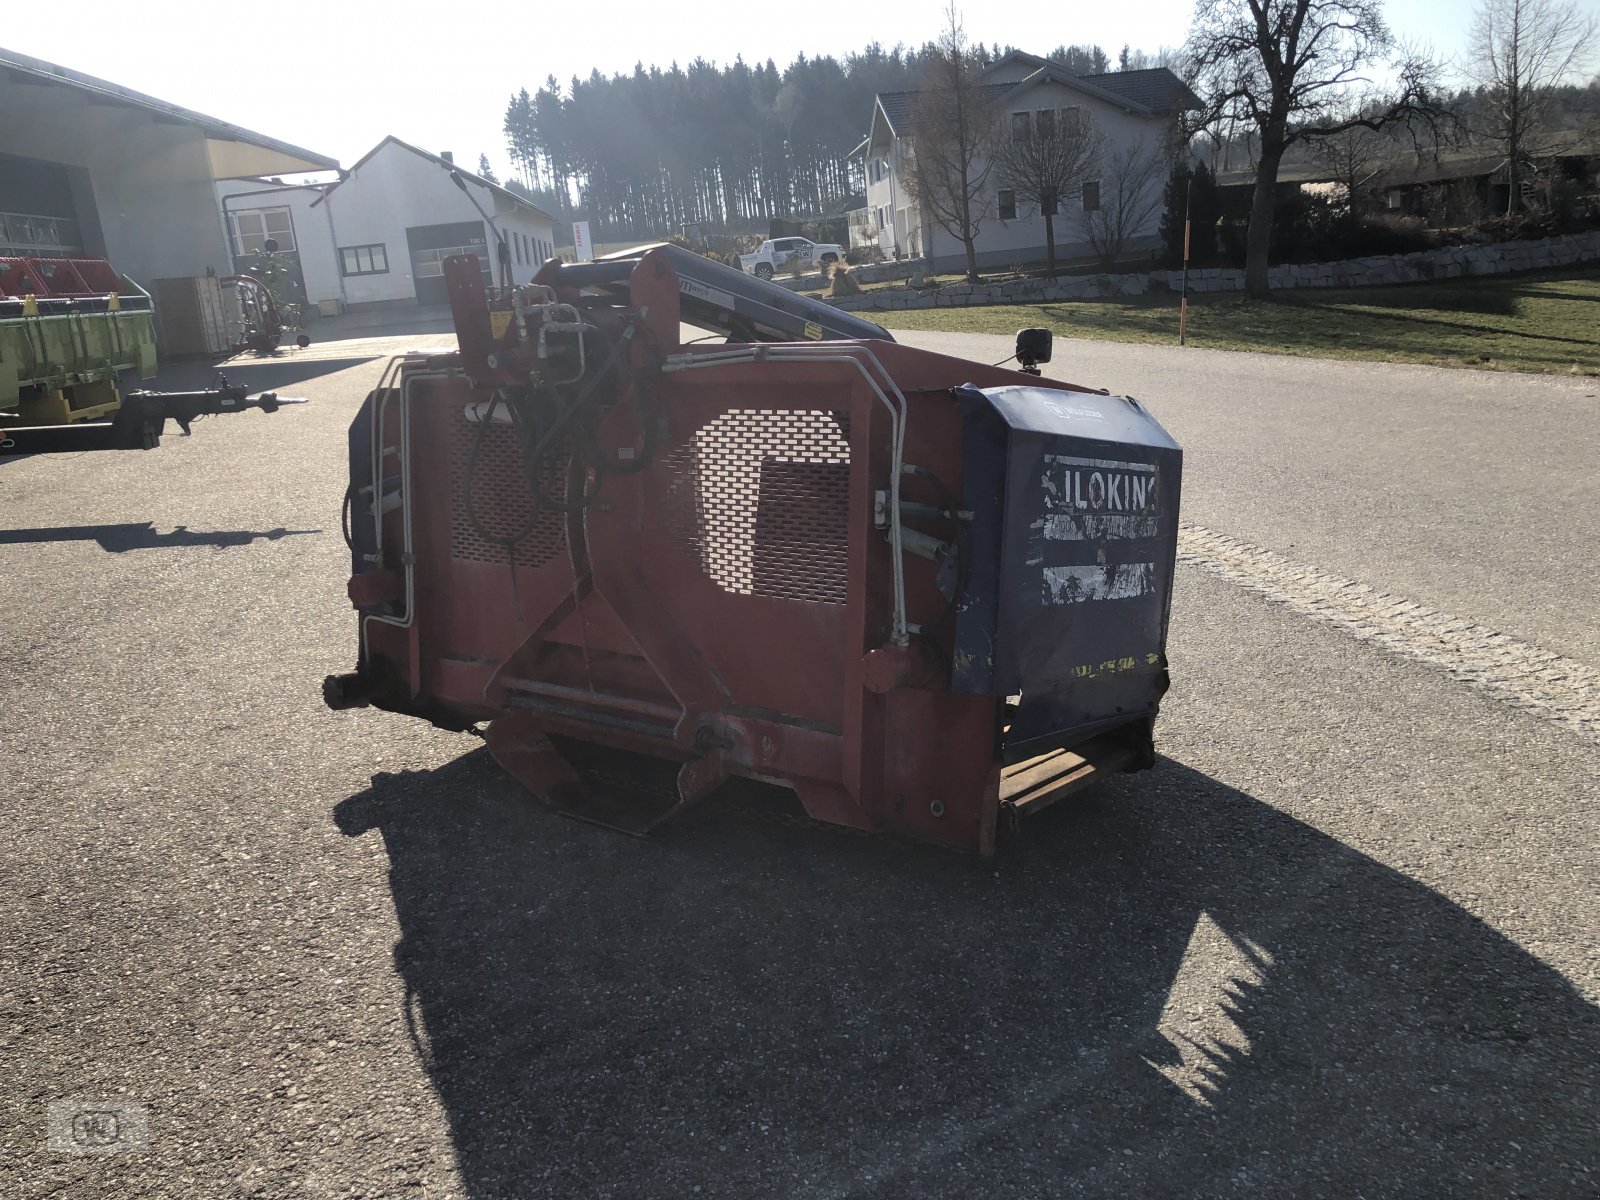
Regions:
[[2, 0, 1525, 183]]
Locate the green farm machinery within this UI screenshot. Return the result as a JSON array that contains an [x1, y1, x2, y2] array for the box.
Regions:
[[1, 256, 303, 455]]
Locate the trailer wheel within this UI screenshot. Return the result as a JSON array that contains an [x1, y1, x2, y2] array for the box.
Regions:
[[755, 263, 774, 280]]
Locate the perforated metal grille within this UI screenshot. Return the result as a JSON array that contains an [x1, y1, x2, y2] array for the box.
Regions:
[[449, 413, 568, 568], [661, 409, 851, 604]]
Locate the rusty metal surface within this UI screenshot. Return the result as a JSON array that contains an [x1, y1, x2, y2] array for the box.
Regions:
[[334, 251, 1179, 853]]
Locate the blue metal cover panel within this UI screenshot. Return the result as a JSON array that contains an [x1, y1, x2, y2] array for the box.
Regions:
[[953, 385, 1183, 758]]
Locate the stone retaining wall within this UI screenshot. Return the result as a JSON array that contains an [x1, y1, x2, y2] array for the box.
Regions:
[[850, 261, 920, 285], [827, 230, 1600, 313], [766, 259, 918, 293]]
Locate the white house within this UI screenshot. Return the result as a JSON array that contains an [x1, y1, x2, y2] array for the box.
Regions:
[[218, 136, 557, 313], [854, 52, 1199, 272]]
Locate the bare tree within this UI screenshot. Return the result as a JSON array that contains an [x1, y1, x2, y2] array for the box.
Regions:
[[903, 4, 1001, 282], [1120, 46, 1192, 74], [1187, 0, 1447, 295], [1468, 0, 1597, 213], [1309, 122, 1390, 213], [992, 108, 1101, 276], [1080, 139, 1166, 269]]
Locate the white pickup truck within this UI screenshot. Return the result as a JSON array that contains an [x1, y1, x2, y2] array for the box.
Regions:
[[738, 236, 845, 279]]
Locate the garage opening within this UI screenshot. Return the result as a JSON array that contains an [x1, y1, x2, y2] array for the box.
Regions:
[[406, 221, 490, 306], [0, 152, 102, 257]]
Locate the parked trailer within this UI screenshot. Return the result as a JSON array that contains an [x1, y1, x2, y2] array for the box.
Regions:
[[0, 256, 304, 455], [0, 257, 157, 424], [325, 245, 1181, 854]]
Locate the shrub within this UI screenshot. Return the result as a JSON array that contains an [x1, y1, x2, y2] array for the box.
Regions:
[[1218, 217, 1249, 266], [1351, 213, 1435, 256], [1269, 192, 1434, 263], [1159, 160, 1225, 267], [829, 266, 862, 298], [1418, 180, 1485, 230]]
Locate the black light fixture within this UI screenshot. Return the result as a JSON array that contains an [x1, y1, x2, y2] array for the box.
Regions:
[[1015, 327, 1052, 376]]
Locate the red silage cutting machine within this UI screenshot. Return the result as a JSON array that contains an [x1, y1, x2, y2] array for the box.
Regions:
[[326, 245, 1181, 854]]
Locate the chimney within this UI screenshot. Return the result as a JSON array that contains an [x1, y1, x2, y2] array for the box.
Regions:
[[441, 151, 454, 164]]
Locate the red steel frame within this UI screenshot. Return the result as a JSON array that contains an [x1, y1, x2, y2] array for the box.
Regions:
[[354, 250, 1110, 854]]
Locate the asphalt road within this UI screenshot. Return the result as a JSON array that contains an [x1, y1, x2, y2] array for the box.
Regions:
[[2, 329, 1595, 1199]]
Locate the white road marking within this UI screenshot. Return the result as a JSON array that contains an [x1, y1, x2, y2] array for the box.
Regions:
[[1178, 523, 1600, 745]]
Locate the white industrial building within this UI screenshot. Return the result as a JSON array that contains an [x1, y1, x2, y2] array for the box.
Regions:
[[853, 52, 1199, 272], [0, 46, 337, 294], [1, 44, 557, 351], [218, 137, 558, 314]]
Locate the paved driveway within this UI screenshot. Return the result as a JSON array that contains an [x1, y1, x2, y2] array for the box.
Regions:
[[2, 331, 1595, 1199]]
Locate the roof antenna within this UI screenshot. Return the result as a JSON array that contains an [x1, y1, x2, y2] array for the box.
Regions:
[[448, 168, 512, 293]]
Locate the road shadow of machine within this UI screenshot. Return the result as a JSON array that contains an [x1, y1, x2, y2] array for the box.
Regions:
[[334, 752, 1600, 1197], [326, 245, 1183, 855]]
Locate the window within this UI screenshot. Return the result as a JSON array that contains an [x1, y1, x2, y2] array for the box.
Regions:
[[1082, 181, 1101, 213], [339, 243, 389, 276], [0, 211, 84, 255], [1010, 112, 1031, 142], [232, 207, 296, 255], [998, 189, 1017, 220], [1042, 194, 1058, 217], [411, 245, 487, 279], [1035, 109, 1055, 140]]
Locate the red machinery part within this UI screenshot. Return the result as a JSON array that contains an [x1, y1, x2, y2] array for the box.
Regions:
[[329, 248, 1181, 854], [0, 256, 135, 299], [0, 258, 51, 299]]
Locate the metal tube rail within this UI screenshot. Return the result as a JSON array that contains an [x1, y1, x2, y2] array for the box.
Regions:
[[361, 361, 451, 658]]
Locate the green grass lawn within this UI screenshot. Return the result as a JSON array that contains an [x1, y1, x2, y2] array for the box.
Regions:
[[881, 268, 1600, 375]]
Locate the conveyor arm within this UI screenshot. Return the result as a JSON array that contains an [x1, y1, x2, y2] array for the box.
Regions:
[[543, 243, 893, 344]]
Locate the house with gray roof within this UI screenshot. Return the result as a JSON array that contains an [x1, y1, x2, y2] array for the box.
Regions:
[[853, 50, 1199, 271], [218, 136, 557, 314]]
